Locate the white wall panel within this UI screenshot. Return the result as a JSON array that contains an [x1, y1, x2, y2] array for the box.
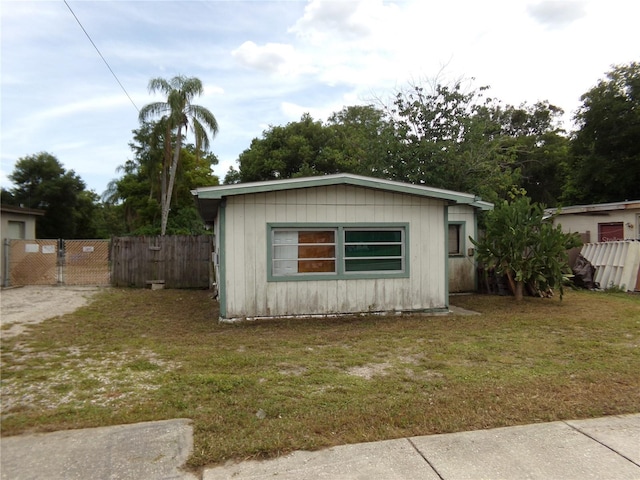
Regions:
[[223, 185, 447, 318]]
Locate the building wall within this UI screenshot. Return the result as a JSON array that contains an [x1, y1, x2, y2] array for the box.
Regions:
[[221, 184, 447, 319], [1, 211, 38, 240], [1, 211, 39, 286], [553, 210, 640, 242], [447, 205, 478, 292]]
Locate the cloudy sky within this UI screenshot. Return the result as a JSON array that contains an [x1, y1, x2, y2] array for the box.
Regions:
[[1, 0, 638, 195]]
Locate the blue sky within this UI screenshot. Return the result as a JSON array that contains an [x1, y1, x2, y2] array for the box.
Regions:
[[1, 0, 638, 196]]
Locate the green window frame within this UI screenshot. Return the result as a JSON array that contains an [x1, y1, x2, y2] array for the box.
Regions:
[[343, 228, 405, 272], [272, 229, 337, 276], [268, 223, 409, 281]]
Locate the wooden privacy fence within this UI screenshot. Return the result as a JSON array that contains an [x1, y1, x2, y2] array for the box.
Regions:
[[110, 235, 213, 288], [4, 239, 110, 286]]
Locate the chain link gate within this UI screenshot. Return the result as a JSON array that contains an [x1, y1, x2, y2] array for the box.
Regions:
[[4, 239, 110, 287]]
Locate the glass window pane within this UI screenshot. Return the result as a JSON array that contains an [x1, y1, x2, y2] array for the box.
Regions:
[[345, 244, 402, 257], [299, 231, 334, 244], [273, 259, 298, 276], [345, 230, 402, 243], [274, 231, 298, 245], [274, 244, 298, 259], [448, 224, 461, 254], [345, 258, 402, 271], [298, 260, 335, 273], [299, 245, 335, 259]]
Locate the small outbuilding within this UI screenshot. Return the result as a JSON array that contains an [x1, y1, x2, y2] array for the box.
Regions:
[[546, 200, 640, 242], [193, 174, 492, 321]]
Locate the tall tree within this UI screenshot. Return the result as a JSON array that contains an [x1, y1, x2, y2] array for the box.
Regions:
[[386, 82, 519, 203], [226, 113, 337, 183], [325, 105, 399, 178], [564, 62, 640, 204], [138, 76, 219, 234], [105, 121, 219, 235], [6, 152, 98, 238], [491, 101, 570, 206]]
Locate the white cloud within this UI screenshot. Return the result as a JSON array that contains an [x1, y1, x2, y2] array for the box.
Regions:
[[290, 0, 400, 44], [527, 1, 587, 29], [30, 95, 132, 122], [232, 41, 292, 72]]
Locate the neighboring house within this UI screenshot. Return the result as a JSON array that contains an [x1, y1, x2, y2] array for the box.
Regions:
[[1, 204, 45, 285], [546, 201, 640, 292], [193, 174, 492, 321], [546, 200, 640, 242]]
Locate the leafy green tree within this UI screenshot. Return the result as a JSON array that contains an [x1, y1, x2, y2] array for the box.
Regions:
[[226, 114, 335, 183], [325, 105, 399, 178], [139, 76, 219, 234], [491, 101, 570, 206], [105, 122, 219, 235], [471, 194, 581, 301], [387, 82, 519, 203], [5, 152, 99, 238], [226, 107, 400, 184], [564, 62, 640, 204]]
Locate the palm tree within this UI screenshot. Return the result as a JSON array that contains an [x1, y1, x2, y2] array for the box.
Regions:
[[139, 76, 219, 234]]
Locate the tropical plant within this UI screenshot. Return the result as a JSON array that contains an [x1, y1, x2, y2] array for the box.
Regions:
[[471, 194, 581, 300], [138, 76, 219, 234]]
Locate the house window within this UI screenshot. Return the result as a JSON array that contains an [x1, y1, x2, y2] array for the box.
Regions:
[[598, 222, 624, 242], [344, 229, 404, 272], [448, 222, 465, 256], [272, 229, 336, 276], [269, 224, 408, 280]]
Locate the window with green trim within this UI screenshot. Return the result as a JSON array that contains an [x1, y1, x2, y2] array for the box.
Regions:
[[270, 225, 407, 279], [448, 222, 464, 256], [272, 229, 337, 276], [344, 229, 404, 272]]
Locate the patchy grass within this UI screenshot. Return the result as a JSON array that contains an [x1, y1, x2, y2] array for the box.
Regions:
[[1, 288, 639, 470]]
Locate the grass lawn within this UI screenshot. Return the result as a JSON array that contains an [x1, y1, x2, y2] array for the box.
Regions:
[[1, 288, 639, 469]]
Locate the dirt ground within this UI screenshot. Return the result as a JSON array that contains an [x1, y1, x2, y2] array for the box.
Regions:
[[0, 286, 104, 339]]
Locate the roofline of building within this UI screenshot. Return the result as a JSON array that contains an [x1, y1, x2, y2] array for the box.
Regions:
[[546, 200, 640, 216], [192, 173, 493, 209], [0, 204, 46, 216]]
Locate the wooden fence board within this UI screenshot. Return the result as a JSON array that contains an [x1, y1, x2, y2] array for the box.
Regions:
[[110, 235, 213, 288]]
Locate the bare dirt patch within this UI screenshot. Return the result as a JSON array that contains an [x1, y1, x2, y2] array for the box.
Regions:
[[0, 286, 104, 339]]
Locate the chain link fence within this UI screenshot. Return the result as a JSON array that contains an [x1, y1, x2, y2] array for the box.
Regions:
[[4, 239, 110, 287]]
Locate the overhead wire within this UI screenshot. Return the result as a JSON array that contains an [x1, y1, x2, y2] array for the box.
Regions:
[[63, 0, 140, 113]]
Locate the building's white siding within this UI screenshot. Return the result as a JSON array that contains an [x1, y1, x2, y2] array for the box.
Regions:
[[222, 184, 446, 319], [552, 210, 640, 242], [447, 205, 478, 292]]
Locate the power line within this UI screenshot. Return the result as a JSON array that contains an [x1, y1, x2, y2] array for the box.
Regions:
[[64, 0, 139, 113]]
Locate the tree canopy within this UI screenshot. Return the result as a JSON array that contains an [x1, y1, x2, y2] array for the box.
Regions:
[[104, 121, 219, 235], [226, 81, 569, 206], [563, 62, 640, 204], [3, 152, 99, 239], [6, 64, 636, 241]]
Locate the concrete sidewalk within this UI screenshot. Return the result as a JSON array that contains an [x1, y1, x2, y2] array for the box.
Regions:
[[1, 415, 639, 480], [204, 414, 640, 479], [0, 419, 197, 480]]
